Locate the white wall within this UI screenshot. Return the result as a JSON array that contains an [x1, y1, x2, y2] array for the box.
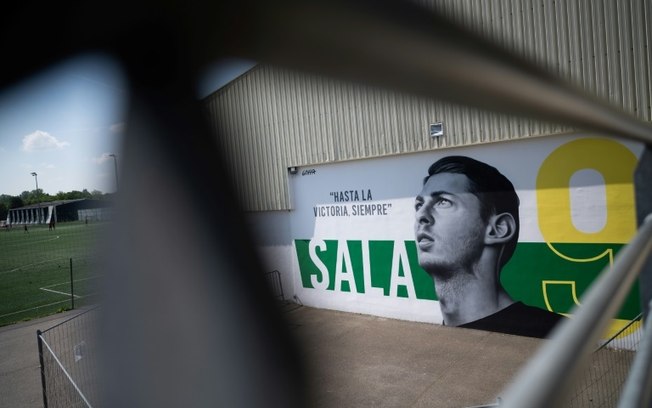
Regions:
[[247, 134, 644, 342], [246, 210, 295, 301]]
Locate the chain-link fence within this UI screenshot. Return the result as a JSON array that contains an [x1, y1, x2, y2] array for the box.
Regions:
[[0, 222, 105, 327], [564, 315, 643, 407], [0, 256, 101, 327], [37, 306, 102, 408]]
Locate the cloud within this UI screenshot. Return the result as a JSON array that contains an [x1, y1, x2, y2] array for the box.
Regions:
[[22, 130, 69, 152]]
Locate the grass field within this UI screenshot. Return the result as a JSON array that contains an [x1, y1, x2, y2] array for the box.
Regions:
[[0, 221, 107, 326]]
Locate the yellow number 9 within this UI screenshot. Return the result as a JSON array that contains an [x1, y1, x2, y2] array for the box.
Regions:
[[537, 138, 637, 244]]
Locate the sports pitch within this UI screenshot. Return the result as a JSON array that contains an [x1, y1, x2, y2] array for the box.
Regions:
[[0, 222, 106, 326]]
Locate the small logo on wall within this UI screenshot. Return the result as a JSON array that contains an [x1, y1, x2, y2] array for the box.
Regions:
[[302, 169, 317, 176]]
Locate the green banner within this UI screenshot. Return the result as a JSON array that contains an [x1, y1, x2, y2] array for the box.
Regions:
[[296, 239, 640, 320]]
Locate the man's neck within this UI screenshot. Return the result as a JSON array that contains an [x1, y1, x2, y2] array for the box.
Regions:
[[435, 258, 514, 327]]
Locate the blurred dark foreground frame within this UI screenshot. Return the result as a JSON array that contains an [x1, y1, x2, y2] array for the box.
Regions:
[[3, 1, 652, 407]]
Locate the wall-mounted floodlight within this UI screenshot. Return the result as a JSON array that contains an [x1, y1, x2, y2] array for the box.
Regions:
[[430, 122, 444, 138], [288, 166, 298, 174]]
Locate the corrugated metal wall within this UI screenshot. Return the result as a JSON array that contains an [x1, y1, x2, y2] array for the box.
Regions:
[[204, 0, 652, 212]]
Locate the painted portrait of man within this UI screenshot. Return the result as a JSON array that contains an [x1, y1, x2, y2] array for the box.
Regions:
[[414, 155, 564, 338]]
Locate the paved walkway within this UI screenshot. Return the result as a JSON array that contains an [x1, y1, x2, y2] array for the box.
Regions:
[[0, 305, 546, 408], [285, 305, 544, 408], [0, 309, 84, 408]]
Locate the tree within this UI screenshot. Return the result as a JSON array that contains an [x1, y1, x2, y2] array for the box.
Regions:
[[17, 189, 48, 205], [0, 195, 25, 218], [66, 190, 85, 200], [0, 189, 110, 213], [20, 190, 31, 203], [8, 196, 24, 209]]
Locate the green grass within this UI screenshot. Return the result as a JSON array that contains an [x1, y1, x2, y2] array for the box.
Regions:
[[0, 221, 106, 326]]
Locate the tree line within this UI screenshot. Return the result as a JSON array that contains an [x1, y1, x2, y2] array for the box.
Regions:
[[0, 189, 114, 220]]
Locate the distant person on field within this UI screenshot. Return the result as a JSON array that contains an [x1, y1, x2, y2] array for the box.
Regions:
[[414, 155, 564, 338]]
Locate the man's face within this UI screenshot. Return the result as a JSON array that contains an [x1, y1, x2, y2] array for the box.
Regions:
[[414, 172, 487, 277]]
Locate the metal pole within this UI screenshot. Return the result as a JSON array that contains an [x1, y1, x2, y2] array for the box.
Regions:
[[37, 330, 49, 408], [109, 154, 119, 191], [31, 172, 41, 224], [618, 301, 652, 407], [500, 215, 652, 408], [70, 258, 74, 310], [276, 270, 285, 301], [635, 146, 652, 321]]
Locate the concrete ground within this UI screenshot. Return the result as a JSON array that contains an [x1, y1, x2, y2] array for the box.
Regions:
[[0, 309, 84, 408], [0, 305, 546, 408], [285, 305, 543, 408]]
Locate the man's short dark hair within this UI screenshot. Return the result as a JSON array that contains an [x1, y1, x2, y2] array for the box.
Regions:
[[424, 155, 520, 267]]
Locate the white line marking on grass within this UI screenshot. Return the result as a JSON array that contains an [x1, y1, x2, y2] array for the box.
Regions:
[[41, 276, 100, 289], [0, 235, 62, 250], [30, 236, 61, 245], [39, 276, 101, 298], [1, 276, 100, 320], [0, 257, 68, 275], [0, 299, 71, 319], [39, 287, 82, 298]]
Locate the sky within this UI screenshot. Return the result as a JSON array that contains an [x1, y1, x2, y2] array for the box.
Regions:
[[0, 53, 255, 197]]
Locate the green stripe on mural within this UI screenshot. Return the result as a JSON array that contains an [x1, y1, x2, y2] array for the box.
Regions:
[[295, 239, 640, 319], [502, 242, 639, 320], [295, 240, 436, 300]]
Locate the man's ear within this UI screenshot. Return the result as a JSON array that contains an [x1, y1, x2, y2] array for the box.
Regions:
[[485, 212, 516, 245]]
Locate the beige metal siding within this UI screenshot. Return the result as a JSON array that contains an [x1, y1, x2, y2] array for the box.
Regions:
[[205, 0, 652, 211], [430, 0, 652, 121]]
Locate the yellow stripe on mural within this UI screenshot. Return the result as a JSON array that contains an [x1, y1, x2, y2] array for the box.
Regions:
[[537, 138, 637, 244]]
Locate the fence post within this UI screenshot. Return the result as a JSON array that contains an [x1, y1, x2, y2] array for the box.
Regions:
[[37, 330, 48, 408], [69, 258, 74, 310], [276, 270, 285, 301], [634, 145, 652, 321]]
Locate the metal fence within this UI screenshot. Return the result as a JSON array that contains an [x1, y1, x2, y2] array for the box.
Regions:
[[0, 257, 101, 327], [264, 269, 285, 301], [265, 270, 303, 314], [565, 315, 643, 407], [500, 218, 652, 408], [37, 306, 101, 408]]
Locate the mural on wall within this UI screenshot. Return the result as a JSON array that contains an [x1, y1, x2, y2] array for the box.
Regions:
[[290, 135, 643, 339], [413, 155, 563, 338]]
